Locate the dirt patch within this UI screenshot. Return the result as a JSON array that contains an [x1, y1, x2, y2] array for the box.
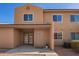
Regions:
[[55, 47, 79, 56]]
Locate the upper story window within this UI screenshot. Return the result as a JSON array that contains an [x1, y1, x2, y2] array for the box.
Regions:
[[24, 14, 33, 21], [70, 15, 79, 22], [53, 15, 62, 22]]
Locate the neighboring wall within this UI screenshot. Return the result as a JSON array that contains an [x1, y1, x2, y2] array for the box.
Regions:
[[43, 10, 79, 46], [0, 28, 14, 48], [53, 11, 79, 41]]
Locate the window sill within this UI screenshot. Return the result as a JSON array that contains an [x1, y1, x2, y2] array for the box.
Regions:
[[71, 22, 79, 23], [53, 22, 62, 23], [24, 21, 32, 22], [72, 40, 79, 42]]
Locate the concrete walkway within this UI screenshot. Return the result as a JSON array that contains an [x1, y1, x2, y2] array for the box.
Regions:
[[2, 45, 58, 56], [7, 45, 50, 53], [0, 46, 79, 56]]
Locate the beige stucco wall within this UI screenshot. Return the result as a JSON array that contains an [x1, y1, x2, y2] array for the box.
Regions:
[[43, 13, 51, 24], [0, 28, 14, 48], [14, 4, 43, 24], [14, 29, 21, 47], [34, 29, 50, 48], [0, 28, 23, 48]]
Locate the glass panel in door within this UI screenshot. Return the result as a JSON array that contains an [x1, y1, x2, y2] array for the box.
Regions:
[[29, 33, 33, 44], [24, 33, 28, 44], [23, 32, 33, 45]]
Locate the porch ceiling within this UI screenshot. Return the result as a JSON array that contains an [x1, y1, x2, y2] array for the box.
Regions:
[[0, 24, 50, 29]]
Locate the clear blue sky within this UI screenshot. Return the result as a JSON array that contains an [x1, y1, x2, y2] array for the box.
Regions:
[[0, 3, 79, 24]]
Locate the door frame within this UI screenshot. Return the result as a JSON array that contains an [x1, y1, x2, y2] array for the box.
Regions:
[[23, 32, 34, 45]]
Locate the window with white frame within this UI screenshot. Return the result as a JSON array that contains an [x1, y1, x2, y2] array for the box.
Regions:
[[24, 14, 33, 21], [53, 15, 62, 22], [70, 15, 79, 22], [71, 32, 79, 40], [54, 32, 62, 39]]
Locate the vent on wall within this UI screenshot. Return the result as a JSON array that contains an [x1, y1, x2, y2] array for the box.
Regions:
[[26, 6, 31, 10]]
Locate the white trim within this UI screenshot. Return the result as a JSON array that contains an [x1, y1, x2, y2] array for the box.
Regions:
[[69, 14, 79, 23], [51, 14, 63, 23], [72, 40, 79, 42], [24, 14, 33, 22], [54, 31, 63, 40]]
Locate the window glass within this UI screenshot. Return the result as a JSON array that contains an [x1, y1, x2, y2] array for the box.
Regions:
[[71, 32, 79, 40], [75, 32, 79, 40], [54, 32, 62, 39], [53, 15, 62, 22], [75, 15, 79, 22], [71, 15, 79, 22], [24, 14, 28, 21], [24, 14, 32, 21], [58, 15, 62, 21], [53, 15, 57, 21], [71, 15, 75, 22], [71, 32, 75, 40], [29, 14, 32, 21]]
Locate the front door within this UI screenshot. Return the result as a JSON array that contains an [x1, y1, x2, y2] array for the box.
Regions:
[[23, 32, 33, 45]]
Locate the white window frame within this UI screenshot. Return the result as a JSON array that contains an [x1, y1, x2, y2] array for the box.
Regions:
[[70, 32, 79, 42], [22, 12, 34, 22], [24, 14, 33, 21], [54, 31, 63, 40], [52, 14, 63, 23], [70, 14, 79, 23], [71, 32, 79, 40]]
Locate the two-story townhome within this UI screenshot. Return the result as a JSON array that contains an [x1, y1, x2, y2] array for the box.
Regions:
[[0, 4, 79, 50]]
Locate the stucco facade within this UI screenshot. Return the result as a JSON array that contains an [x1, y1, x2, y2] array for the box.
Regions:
[[0, 4, 79, 49]]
